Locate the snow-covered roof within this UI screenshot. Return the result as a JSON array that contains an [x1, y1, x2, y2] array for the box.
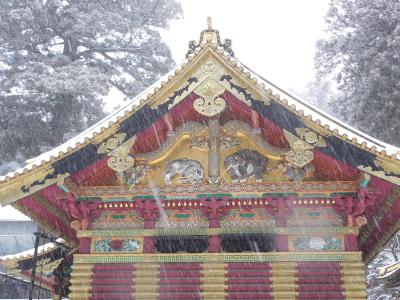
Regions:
[[1, 35, 399, 186], [242, 60, 400, 157], [0, 239, 64, 262]]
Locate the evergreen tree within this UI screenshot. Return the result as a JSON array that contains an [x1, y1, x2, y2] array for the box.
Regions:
[[0, 0, 181, 173], [315, 0, 400, 146]]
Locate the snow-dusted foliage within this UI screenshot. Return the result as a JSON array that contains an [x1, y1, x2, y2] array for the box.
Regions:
[[315, 0, 400, 146], [0, 0, 182, 173], [367, 234, 400, 299]]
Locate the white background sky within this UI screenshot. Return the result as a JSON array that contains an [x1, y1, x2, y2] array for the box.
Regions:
[[164, 0, 330, 92], [0, 0, 330, 220]]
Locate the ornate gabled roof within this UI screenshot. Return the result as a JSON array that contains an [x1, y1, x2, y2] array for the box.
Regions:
[[1, 25, 399, 201], [1, 22, 400, 262]]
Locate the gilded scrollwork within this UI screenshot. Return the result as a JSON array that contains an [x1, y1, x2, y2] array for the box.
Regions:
[[106, 136, 136, 173], [223, 120, 288, 156], [193, 76, 226, 117], [97, 133, 126, 154], [295, 128, 327, 147], [202, 60, 217, 74], [285, 140, 314, 168], [188, 133, 240, 152], [135, 122, 206, 162], [284, 130, 314, 168], [374, 157, 400, 176], [358, 165, 400, 185]]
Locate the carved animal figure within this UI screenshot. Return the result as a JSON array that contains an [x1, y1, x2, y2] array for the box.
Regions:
[[224, 150, 267, 182], [277, 162, 315, 181], [164, 159, 204, 185], [127, 164, 152, 186]]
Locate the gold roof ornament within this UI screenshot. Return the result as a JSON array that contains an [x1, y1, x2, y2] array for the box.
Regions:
[[187, 17, 234, 57], [193, 76, 227, 117]]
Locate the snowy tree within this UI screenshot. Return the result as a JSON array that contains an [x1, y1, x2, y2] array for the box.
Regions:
[[300, 80, 334, 113], [0, 0, 182, 172], [315, 0, 400, 146], [367, 234, 400, 299]]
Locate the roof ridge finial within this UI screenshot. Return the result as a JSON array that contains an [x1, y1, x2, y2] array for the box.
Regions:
[[186, 18, 234, 58], [207, 17, 213, 31]]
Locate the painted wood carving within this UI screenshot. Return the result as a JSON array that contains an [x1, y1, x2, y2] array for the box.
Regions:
[[224, 150, 268, 183]]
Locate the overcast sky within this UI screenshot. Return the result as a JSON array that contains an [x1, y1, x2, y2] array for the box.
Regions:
[[164, 0, 330, 93], [0, 0, 330, 220]]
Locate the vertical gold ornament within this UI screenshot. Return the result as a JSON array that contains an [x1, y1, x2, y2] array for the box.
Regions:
[[106, 136, 136, 172], [193, 76, 226, 117]]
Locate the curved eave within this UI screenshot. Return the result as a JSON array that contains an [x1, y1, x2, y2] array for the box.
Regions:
[[0, 40, 399, 207]]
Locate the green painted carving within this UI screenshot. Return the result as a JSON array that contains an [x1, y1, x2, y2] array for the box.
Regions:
[[292, 236, 342, 251], [92, 238, 140, 253]]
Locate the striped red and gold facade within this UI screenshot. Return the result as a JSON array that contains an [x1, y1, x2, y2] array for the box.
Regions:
[[70, 253, 366, 300]]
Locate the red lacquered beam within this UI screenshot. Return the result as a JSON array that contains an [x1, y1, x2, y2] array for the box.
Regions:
[[226, 263, 272, 270], [226, 293, 273, 300], [296, 278, 343, 284], [90, 293, 132, 300], [226, 285, 273, 292], [157, 293, 201, 300], [227, 271, 271, 277], [93, 264, 135, 271], [160, 263, 201, 270], [159, 271, 201, 277], [91, 271, 133, 278], [297, 270, 342, 277], [297, 285, 344, 292], [226, 278, 272, 285], [92, 278, 133, 285], [296, 292, 345, 300], [91, 286, 133, 292], [158, 286, 202, 293], [159, 278, 201, 285], [297, 262, 341, 269]]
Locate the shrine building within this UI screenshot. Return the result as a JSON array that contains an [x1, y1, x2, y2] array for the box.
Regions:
[[1, 21, 400, 300]]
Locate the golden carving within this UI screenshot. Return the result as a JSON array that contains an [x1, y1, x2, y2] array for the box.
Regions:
[[194, 96, 226, 116], [286, 140, 314, 168], [202, 60, 217, 73], [97, 133, 126, 154], [71, 220, 82, 231], [284, 130, 314, 168], [223, 120, 287, 157], [295, 128, 327, 147], [374, 157, 400, 176], [189, 134, 240, 152], [357, 165, 400, 185], [193, 76, 226, 117], [136, 122, 207, 163], [0, 167, 70, 206], [107, 136, 136, 172], [37, 257, 63, 274]]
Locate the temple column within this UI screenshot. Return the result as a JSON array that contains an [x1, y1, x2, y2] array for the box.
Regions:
[[270, 196, 293, 252], [79, 237, 91, 254], [250, 110, 261, 133], [208, 118, 220, 184], [136, 199, 159, 253], [205, 118, 223, 252], [201, 196, 228, 253]]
